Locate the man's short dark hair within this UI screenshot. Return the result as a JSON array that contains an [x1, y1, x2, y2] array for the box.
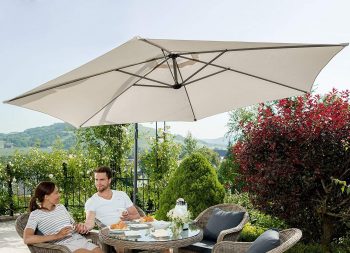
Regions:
[[94, 166, 112, 179]]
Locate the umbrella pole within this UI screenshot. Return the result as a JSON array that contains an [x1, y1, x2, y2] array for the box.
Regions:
[[133, 123, 138, 204]]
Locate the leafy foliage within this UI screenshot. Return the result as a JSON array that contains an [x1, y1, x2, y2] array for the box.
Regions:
[[156, 153, 225, 220], [196, 146, 221, 168], [225, 191, 288, 241], [139, 128, 181, 210], [218, 145, 242, 192], [181, 132, 198, 157], [233, 90, 350, 246], [76, 124, 132, 172]]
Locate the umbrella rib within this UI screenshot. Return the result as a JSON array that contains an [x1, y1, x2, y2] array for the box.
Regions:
[[5, 57, 166, 102], [140, 38, 172, 54], [177, 43, 348, 56], [133, 57, 170, 86], [80, 58, 172, 127], [180, 55, 308, 93], [183, 86, 197, 121], [162, 49, 176, 83], [174, 58, 185, 83], [134, 84, 171, 88], [181, 50, 227, 84], [115, 69, 172, 87], [183, 69, 228, 86]]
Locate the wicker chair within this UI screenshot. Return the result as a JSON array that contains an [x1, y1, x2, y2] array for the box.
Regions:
[[15, 213, 103, 253], [212, 228, 302, 253], [179, 203, 249, 253]]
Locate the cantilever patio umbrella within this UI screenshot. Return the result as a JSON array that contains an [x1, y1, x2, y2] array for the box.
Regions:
[[4, 37, 347, 202], [4, 37, 348, 127]]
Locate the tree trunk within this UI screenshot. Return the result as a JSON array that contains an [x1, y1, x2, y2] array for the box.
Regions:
[[321, 214, 335, 252]]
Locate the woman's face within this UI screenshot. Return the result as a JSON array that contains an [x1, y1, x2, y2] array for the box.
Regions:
[[45, 186, 60, 205]]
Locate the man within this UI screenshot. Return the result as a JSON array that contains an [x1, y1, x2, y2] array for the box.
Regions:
[[76, 166, 140, 233]]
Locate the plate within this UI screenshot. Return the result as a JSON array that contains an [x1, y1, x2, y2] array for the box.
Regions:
[[124, 230, 142, 237], [128, 223, 149, 229], [151, 229, 170, 238], [108, 226, 130, 233]]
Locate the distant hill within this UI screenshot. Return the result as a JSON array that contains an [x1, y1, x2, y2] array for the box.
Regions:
[[0, 123, 228, 156]]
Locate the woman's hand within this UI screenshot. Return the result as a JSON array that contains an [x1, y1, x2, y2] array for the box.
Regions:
[[56, 226, 73, 239]]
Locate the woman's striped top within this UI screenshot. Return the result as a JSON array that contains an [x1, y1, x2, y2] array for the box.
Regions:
[[25, 204, 84, 244]]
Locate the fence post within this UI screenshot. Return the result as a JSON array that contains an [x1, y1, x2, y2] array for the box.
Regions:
[[62, 162, 69, 209], [6, 163, 14, 216]]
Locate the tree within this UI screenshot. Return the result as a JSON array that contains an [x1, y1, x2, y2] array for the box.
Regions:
[[157, 153, 225, 220], [196, 146, 221, 168], [75, 124, 132, 174], [139, 128, 181, 210], [233, 90, 350, 249], [181, 132, 198, 157], [217, 144, 242, 192]]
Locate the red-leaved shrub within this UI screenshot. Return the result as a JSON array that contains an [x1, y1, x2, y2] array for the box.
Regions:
[[234, 89, 350, 246]]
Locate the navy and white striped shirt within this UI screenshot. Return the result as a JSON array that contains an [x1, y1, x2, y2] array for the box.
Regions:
[[26, 204, 84, 244]]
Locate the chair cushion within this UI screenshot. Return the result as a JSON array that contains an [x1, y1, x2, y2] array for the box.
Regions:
[[247, 229, 280, 253], [203, 208, 245, 241], [182, 239, 216, 253]]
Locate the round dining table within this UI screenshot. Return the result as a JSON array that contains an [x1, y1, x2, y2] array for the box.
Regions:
[[98, 222, 203, 253]]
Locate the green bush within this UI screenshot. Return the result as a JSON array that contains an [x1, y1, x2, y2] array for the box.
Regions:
[[156, 153, 225, 220], [225, 192, 288, 229], [239, 223, 265, 241], [224, 191, 254, 210], [286, 242, 349, 253]]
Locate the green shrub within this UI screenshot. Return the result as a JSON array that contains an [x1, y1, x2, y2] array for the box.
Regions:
[[225, 192, 288, 229], [239, 223, 265, 241], [224, 191, 254, 210], [249, 209, 287, 229], [286, 242, 349, 253], [156, 153, 225, 220]]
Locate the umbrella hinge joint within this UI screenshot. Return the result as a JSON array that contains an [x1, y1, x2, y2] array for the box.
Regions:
[[173, 83, 182, 89], [169, 53, 179, 59]]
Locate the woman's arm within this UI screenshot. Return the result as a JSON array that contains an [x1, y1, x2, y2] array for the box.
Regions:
[[23, 226, 72, 245]]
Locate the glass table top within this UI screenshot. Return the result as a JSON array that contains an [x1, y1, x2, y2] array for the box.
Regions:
[[107, 223, 201, 242]]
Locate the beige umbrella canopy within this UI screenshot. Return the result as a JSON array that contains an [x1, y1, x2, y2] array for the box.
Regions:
[[4, 37, 347, 127]]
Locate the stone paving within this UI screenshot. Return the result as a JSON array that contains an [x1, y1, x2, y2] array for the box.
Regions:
[[0, 220, 29, 253]]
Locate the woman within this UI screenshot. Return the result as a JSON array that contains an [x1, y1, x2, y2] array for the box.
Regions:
[[23, 181, 103, 253]]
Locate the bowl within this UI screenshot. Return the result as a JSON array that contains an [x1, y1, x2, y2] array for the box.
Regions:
[[151, 220, 171, 230]]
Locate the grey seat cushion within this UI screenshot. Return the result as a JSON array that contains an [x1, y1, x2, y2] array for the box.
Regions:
[[247, 229, 280, 253], [182, 239, 216, 253], [203, 208, 245, 241]]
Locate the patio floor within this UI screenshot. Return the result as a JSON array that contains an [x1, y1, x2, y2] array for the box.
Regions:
[[0, 220, 29, 253]]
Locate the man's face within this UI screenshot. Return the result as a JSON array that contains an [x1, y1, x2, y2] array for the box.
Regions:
[[94, 172, 111, 192]]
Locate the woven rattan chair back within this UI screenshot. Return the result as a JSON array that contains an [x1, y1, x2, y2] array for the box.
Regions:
[[269, 228, 302, 253], [195, 203, 249, 242]]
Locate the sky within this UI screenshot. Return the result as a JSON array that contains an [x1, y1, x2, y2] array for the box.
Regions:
[[0, 0, 349, 139]]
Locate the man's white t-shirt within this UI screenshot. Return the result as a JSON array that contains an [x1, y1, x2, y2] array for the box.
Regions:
[[85, 190, 133, 226]]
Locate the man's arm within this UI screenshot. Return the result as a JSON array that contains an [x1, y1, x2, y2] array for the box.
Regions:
[[121, 205, 141, 221], [75, 211, 96, 234]]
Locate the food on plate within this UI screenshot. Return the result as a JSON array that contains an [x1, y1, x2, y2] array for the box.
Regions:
[[110, 220, 127, 230], [140, 215, 155, 223]]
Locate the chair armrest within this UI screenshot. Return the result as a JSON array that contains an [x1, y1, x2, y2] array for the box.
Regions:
[[84, 231, 100, 245], [213, 241, 252, 253], [30, 242, 71, 253]]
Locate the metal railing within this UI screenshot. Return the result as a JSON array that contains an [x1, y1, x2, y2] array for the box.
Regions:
[[0, 162, 158, 217]]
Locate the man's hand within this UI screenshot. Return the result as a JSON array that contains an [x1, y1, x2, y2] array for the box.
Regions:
[[74, 223, 90, 234], [120, 210, 130, 221]]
